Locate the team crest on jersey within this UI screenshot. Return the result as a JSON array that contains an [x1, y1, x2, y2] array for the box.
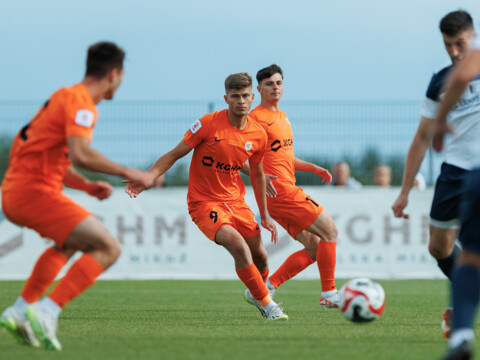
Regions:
[[190, 119, 202, 134], [75, 109, 94, 128], [245, 142, 253, 151]]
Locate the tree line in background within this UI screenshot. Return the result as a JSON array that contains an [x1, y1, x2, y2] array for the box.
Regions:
[[0, 134, 404, 187]]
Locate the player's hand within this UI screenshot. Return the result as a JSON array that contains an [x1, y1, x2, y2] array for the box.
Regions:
[[432, 121, 453, 152], [265, 174, 277, 198], [123, 169, 155, 198], [261, 217, 278, 244], [124, 182, 145, 198], [86, 180, 113, 200], [392, 193, 409, 219], [314, 166, 332, 185]]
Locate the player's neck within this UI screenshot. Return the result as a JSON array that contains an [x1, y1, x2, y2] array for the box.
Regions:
[[227, 109, 248, 130], [260, 99, 280, 111], [82, 77, 108, 104]]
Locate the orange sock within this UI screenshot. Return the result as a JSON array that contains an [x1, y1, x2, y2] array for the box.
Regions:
[[236, 263, 271, 307], [317, 241, 337, 291], [48, 253, 104, 308], [259, 269, 269, 283], [269, 249, 314, 289], [20, 247, 68, 303]]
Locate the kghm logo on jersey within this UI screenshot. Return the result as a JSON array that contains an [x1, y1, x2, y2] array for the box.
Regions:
[[271, 140, 281, 152], [201, 156, 243, 174], [270, 138, 293, 152], [245, 142, 252, 151]]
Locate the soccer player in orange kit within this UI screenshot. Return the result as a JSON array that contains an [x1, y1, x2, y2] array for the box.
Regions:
[[0, 42, 154, 350], [244, 64, 340, 309], [125, 72, 288, 321]]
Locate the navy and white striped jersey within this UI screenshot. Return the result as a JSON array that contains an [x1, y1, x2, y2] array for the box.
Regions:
[[421, 35, 480, 170]]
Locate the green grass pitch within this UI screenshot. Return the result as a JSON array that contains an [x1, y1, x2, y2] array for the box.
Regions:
[[0, 279, 475, 359]]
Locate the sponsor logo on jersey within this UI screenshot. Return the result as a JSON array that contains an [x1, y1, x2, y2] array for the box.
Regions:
[[271, 140, 281, 152], [452, 94, 480, 111], [214, 137, 224, 142], [190, 119, 202, 134], [201, 156, 242, 173], [75, 109, 94, 128], [270, 138, 293, 152]]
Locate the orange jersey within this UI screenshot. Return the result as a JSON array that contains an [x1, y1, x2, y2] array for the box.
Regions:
[[183, 109, 267, 204], [2, 83, 97, 192], [249, 105, 296, 192]]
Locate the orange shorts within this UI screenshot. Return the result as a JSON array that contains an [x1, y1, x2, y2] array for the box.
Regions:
[[188, 198, 261, 241], [1, 188, 91, 248], [267, 186, 323, 239]]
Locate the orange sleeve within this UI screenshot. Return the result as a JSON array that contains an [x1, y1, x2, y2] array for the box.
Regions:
[[249, 129, 267, 164], [183, 115, 210, 149], [64, 92, 97, 141]]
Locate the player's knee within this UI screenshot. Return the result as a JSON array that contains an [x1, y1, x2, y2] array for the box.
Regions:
[[108, 240, 122, 261], [98, 235, 122, 265], [323, 222, 338, 243], [428, 240, 450, 259]]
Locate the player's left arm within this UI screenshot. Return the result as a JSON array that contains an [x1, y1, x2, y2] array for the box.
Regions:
[[63, 165, 113, 200], [249, 160, 278, 243], [433, 48, 480, 152], [294, 157, 332, 185]]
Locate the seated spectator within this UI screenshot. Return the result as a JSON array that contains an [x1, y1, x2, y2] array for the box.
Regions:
[[331, 161, 362, 189], [374, 164, 392, 187]]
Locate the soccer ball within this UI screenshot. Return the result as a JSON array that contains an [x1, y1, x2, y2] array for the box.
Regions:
[[339, 278, 385, 323]]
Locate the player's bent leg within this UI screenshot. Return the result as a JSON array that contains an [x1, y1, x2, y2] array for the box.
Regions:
[[216, 226, 288, 321], [429, 226, 460, 280], [295, 231, 319, 260], [27, 216, 120, 350], [244, 234, 269, 276], [216, 225, 254, 269], [305, 211, 340, 308], [63, 216, 122, 269], [306, 209, 338, 243], [429, 226, 458, 259], [19, 247, 73, 306], [268, 231, 316, 292], [446, 251, 480, 355]]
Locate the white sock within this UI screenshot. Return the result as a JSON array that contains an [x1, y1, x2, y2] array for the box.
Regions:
[[39, 297, 62, 320], [266, 279, 276, 291], [263, 301, 277, 313], [12, 297, 29, 318], [322, 289, 337, 298], [449, 328, 475, 349]]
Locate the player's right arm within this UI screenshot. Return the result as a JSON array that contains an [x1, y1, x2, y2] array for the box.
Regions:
[[433, 47, 480, 152], [392, 116, 434, 219], [125, 139, 192, 198], [67, 136, 154, 189]]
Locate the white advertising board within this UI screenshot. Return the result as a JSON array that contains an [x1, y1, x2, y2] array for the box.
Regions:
[[0, 187, 442, 280]]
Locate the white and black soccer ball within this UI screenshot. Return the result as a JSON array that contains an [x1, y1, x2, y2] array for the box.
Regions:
[[339, 278, 385, 323]]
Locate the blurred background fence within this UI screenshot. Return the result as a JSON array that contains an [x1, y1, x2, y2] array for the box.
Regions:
[[0, 100, 444, 187]]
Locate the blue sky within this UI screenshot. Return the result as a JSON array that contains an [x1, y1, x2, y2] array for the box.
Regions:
[[1, 0, 479, 102]]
